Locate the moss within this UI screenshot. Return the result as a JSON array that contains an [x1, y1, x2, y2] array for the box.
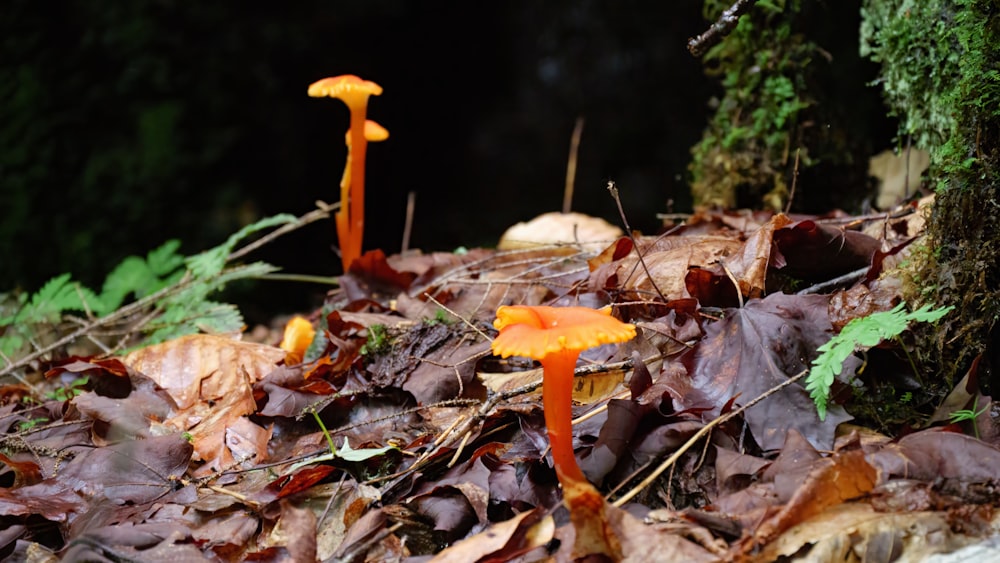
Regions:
[[862, 0, 1000, 386], [861, 0, 1000, 179], [689, 0, 818, 210]]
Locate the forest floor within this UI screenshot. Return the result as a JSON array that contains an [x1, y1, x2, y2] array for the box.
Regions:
[[2, 197, 1000, 562]]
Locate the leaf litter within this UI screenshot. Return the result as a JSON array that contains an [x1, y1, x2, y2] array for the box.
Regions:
[[3, 203, 1000, 562]]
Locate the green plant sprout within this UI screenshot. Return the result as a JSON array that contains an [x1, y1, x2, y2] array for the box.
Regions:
[[46, 376, 90, 402], [806, 303, 953, 420], [291, 403, 397, 473], [15, 418, 49, 432], [948, 403, 990, 440], [359, 324, 389, 356]]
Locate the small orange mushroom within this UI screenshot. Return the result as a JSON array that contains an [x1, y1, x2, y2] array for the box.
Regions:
[[308, 75, 384, 270], [279, 315, 316, 365], [492, 305, 635, 559]]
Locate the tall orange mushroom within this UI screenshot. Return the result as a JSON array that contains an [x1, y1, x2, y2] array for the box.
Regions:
[[308, 75, 383, 270], [336, 119, 389, 267], [492, 305, 636, 559]]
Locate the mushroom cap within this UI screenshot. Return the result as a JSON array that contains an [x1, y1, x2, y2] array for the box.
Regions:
[[492, 305, 636, 360], [345, 120, 390, 145], [308, 75, 383, 108]]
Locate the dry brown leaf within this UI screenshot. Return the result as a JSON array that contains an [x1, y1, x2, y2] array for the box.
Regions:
[[430, 508, 555, 563], [722, 213, 792, 298], [479, 365, 626, 406], [590, 235, 742, 300], [122, 334, 285, 472], [552, 504, 720, 562], [751, 502, 993, 563], [750, 449, 878, 549], [124, 334, 285, 411]]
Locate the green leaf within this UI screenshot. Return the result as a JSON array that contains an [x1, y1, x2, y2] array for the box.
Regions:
[[96, 239, 186, 315], [287, 438, 397, 472], [98, 256, 156, 314], [337, 438, 397, 462]]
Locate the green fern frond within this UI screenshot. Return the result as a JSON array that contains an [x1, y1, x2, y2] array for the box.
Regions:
[[807, 303, 953, 420], [186, 214, 295, 279]]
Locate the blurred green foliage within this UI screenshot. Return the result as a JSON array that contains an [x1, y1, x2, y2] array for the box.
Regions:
[[689, 0, 817, 210], [689, 0, 887, 212]]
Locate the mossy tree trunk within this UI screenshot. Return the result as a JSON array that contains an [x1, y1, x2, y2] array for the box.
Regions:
[[689, 0, 891, 213], [862, 0, 1000, 387]]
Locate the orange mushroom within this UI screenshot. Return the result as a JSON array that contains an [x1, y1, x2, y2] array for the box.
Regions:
[[337, 120, 389, 264], [492, 305, 635, 559], [279, 315, 316, 365], [308, 75, 384, 270]]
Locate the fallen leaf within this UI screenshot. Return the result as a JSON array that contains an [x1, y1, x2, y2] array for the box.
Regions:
[[430, 508, 554, 563], [682, 293, 854, 451], [123, 334, 285, 472]]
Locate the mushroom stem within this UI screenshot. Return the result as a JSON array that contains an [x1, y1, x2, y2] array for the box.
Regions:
[[490, 305, 633, 560], [540, 349, 588, 485], [343, 107, 368, 269], [541, 349, 622, 560], [308, 75, 382, 272]]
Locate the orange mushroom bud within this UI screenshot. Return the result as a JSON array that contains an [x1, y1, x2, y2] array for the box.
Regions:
[[279, 315, 316, 365], [492, 305, 635, 558], [308, 75, 383, 271]]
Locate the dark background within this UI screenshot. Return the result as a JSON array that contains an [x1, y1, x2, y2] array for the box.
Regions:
[[1, 1, 888, 322]]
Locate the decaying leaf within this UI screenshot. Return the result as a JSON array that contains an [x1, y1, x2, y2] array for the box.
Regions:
[[123, 334, 285, 471], [682, 292, 854, 451]]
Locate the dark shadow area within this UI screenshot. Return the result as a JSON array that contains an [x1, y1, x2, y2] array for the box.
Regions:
[[1, 1, 891, 322]]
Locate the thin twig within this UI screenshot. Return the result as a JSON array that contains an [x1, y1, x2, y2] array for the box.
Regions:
[[784, 147, 801, 215], [688, 0, 760, 57], [607, 181, 669, 303], [612, 368, 809, 507], [253, 273, 339, 285], [795, 267, 868, 295], [563, 117, 585, 214], [422, 293, 493, 343], [227, 200, 337, 262], [401, 191, 416, 253]]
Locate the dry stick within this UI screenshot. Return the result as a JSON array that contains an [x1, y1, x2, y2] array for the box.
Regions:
[[563, 117, 585, 214], [228, 200, 336, 262], [718, 260, 745, 309], [422, 293, 493, 343], [317, 473, 348, 531], [903, 135, 912, 201], [795, 266, 868, 295], [447, 430, 473, 468], [401, 191, 417, 253], [339, 521, 404, 563], [687, 0, 761, 57], [607, 181, 669, 303], [611, 368, 809, 507], [784, 147, 801, 215]]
